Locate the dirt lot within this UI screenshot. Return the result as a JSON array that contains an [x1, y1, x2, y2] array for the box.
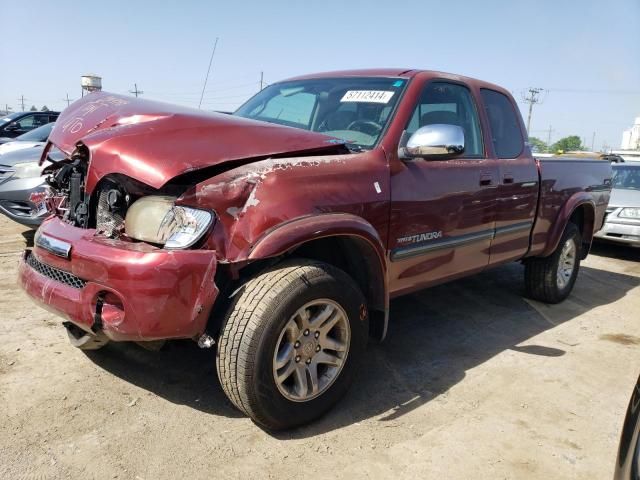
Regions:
[[0, 216, 639, 480]]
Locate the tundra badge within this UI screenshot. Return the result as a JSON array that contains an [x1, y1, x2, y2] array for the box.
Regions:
[[397, 231, 443, 244]]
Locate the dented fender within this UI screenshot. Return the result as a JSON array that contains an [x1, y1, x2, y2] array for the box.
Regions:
[[177, 150, 391, 264]]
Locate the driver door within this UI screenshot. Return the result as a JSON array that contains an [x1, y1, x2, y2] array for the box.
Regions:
[[388, 80, 499, 297]]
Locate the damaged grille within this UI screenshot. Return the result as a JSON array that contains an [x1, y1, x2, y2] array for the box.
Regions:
[[26, 252, 86, 289]]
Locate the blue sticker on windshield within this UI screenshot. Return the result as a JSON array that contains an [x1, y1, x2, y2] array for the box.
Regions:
[[392, 80, 404, 87]]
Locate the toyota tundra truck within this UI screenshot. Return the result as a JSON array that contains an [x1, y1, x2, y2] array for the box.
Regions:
[[17, 69, 612, 429]]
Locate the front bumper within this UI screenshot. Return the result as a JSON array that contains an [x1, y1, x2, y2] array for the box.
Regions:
[[18, 217, 219, 341], [594, 219, 640, 247], [0, 176, 49, 227]]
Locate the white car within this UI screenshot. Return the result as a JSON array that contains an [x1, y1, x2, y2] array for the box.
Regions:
[[594, 163, 640, 247], [0, 123, 54, 156]]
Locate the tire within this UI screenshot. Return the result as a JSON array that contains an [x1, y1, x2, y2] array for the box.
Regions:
[[216, 259, 368, 430], [524, 222, 582, 304], [64, 323, 110, 351]]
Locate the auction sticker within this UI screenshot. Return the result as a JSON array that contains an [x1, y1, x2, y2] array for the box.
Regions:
[[341, 90, 395, 103]]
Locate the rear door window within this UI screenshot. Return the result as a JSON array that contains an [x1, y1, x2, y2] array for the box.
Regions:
[[34, 114, 49, 127], [480, 89, 523, 158]]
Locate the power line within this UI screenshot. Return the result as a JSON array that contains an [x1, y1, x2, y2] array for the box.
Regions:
[[521, 88, 545, 135], [546, 88, 640, 95], [129, 83, 144, 97], [199, 37, 219, 109]]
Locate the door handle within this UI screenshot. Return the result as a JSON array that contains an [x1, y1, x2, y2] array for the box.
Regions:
[[503, 174, 514, 184], [479, 173, 493, 186]]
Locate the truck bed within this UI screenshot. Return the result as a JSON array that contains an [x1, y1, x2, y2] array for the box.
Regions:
[[529, 157, 611, 257]]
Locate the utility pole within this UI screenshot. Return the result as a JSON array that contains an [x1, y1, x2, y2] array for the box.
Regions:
[[546, 125, 554, 152], [199, 37, 219, 109], [522, 88, 544, 135], [129, 83, 143, 97], [18, 95, 26, 112], [260, 71, 264, 91], [62, 93, 74, 108], [4, 104, 12, 114]]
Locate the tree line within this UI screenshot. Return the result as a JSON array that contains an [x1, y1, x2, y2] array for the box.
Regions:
[[0, 106, 51, 115], [529, 135, 585, 154]]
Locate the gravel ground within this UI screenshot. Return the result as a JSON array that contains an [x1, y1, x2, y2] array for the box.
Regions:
[[0, 215, 638, 479]]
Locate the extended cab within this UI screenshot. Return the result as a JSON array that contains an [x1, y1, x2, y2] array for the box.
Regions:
[[18, 69, 611, 429]]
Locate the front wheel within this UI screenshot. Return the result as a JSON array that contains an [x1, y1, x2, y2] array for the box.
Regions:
[[216, 259, 368, 430], [524, 222, 582, 303]]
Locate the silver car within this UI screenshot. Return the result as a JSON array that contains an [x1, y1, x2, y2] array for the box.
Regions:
[[0, 146, 56, 228], [595, 163, 640, 247]]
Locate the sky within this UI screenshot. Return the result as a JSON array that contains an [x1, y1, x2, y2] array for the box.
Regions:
[[1, 0, 639, 150]]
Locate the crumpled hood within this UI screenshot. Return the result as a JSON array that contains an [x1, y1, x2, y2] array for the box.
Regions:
[[47, 91, 346, 192]]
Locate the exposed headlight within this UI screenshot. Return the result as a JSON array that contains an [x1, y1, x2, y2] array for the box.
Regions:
[[619, 207, 640, 219], [125, 196, 213, 249], [12, 161, 47, 179]]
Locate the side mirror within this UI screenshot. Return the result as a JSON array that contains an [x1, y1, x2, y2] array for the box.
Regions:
[[5, 124, 20, 131], [400, 124, 465, 159]]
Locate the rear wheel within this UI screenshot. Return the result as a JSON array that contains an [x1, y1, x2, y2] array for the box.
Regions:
[[216, 259, 368, 430], [524, 222, 582, 303]]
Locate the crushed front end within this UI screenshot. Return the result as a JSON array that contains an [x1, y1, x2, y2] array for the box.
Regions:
[[18, 143, 219, 342], [16, 91, 349, 344]]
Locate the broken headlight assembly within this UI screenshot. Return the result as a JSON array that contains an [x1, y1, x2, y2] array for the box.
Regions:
[[125, 196, 214, 249]]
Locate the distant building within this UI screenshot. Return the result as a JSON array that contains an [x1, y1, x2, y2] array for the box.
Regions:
[[621, 116, 640, 150], [81, 74, 102, 97]]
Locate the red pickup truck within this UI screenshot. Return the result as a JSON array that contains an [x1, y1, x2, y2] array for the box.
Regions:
[[19, 69, 611, 429]]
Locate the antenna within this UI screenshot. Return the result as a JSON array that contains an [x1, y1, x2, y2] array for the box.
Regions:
[[199, 37, 219, 109], [521, 88, 545, 134]]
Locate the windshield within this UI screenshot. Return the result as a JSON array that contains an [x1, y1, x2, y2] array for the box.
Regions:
[[234, 77, 407, 149], [16, 122, 54, 142], [612, 166, 640, 190], [0, 112, 23, 128]]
